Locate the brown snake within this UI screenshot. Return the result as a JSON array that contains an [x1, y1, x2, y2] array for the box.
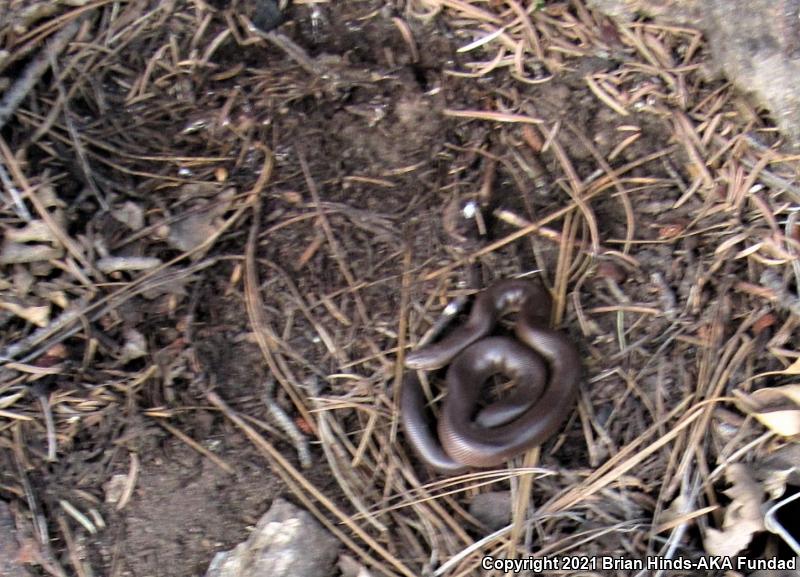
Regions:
[[401, 279, 581, 473]]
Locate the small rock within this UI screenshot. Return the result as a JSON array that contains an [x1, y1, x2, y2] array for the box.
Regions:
[[338, 554, 374, 577], [111, 201, 146, 231], [205, 498, 339, 577], [166, 188, 234, 253], [249, 0, 284, 33], [587, 0, 800, 149], [103, 475, 129, 505], [469, 491, 512, 531], [119, 328, 148, 363]]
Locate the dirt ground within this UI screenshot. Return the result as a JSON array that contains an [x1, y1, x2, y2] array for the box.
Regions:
[[2, 1, 800, 576]]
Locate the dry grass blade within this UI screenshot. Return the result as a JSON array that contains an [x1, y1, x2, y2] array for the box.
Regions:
[[156, 420, 234, 474], [0, 18, 82, 131], [242, 146, 315, 428], [207, 392, 416, 577], [544, 400, 706, 515], [443, 108, 544, 124], [0, 136, 98, 277]]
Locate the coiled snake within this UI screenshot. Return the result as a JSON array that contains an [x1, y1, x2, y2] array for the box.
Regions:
[[401, 279, 581, 473]]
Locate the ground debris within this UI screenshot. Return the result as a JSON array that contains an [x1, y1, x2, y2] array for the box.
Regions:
[[204, 498, 339, 577], [0, 501, 35, 577], [703, 464, 766, 557], [588, 0, 800, 148], [735, 382, 800, 437]]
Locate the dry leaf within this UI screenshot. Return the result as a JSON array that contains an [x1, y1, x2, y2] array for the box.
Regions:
[[0, 392, 25, 409], [749, 560, 800, 577], [103, 474, 129, 505], [784, 358, 800, 375], [750, 356, 800, 380], [0, 242, 63, 264], [11, 265, 34, 295], [735, 385, 800, 436], [659, 494, 690, 526], [119, 329, 148, 363], [168, 213, 214, 251], [35, 183, 64, 209], [4, 220, 59, 243], [703, 464, 765, 556], [752, 312, 777, 335], [111, 201, 145, 231], [338, 554, 374, 577], [42, 290, 68, 309], [166, 187, 234, 252], [0, 298, 51, 327], [758, 444, 800, 499]]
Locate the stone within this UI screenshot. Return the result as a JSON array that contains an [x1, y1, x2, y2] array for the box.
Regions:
[[205, 499, 339, 577], [586, 0, 800, 149], [468, 491, 513, 531]]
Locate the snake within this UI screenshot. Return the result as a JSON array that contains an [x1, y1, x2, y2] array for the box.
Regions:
[[401, 279, 581, 473]]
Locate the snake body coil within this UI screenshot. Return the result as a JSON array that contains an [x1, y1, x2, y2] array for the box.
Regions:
[[401, 279, 581, 473]]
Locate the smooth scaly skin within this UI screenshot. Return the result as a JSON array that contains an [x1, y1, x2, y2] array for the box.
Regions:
[[401, 279, 581, 473], [401, 336, 548, 474]]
